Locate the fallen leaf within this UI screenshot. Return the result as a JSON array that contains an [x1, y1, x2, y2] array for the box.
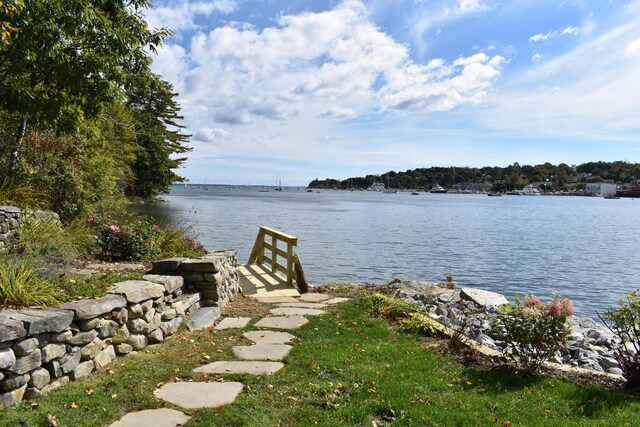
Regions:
[[575, 382, 583, 388], [85, 387, 94, 395], [588, 396, 598, 403], [71, 402, 79, 408], [501, 422, 512, 427], [577, 405, 585, 413], [465, 381, 473, 386], [111, 393, 118, 399], [46, 414, 59, 426], [30, 402, 40, 409]]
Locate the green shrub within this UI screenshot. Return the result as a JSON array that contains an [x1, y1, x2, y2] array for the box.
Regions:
[[598, 291, 640, 388], [399, 313, 438, 336], [491, 294, 573, 373], [360, 292, 418, 320], [55, 271, 144, 302], [0, 177, 39, 208], [14, 211, 90, 264], [0, 257, 59, 307]]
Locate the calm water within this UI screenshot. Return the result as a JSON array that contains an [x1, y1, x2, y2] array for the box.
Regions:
[[140, 186, 640, 317]]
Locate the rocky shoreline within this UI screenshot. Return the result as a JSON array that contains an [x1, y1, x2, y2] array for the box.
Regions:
[[375, 279, 624, 376]]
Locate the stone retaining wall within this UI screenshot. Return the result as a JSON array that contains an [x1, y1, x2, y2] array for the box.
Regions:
[[0, 251, 239, 410], [0, 206, 21, 254]]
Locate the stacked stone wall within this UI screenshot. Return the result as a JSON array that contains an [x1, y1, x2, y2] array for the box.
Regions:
[[0, 252, 239, 409], [0, 206, 21, 253]]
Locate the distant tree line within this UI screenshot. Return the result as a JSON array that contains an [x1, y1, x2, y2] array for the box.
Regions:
[[308, 162, 640, 191], [0, 1, 190, 221]]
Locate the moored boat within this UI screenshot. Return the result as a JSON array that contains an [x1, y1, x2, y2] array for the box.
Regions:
[[429, 183, 447, 193], [616, 179, 640, 198]]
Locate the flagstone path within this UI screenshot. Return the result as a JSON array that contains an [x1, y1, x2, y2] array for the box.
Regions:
[[108, 293, 349, 426]]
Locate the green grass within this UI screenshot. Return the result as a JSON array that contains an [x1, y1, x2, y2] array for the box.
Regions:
[[1, 294, 639, 426]]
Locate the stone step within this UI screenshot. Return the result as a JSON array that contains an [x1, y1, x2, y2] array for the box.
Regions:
[[243, 330, 296, 344], [215, 317, 251, 330], [297, 293, 331, 302], [155, 381, 244, 409], [255, 296, 300, 304], [324, 297, 351, 305], [255, 316, 308, 330], [194, 361, 284, 375], [186, 307, 220, 331], [270, 307, 324, 316], [176, 292, 201, 313], [109, 408, 190, 427], [233, 344, 292, 361], [276, 302, 328, 309]]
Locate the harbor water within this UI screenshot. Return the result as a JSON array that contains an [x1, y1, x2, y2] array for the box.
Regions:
[[139, 186, 640, 317]]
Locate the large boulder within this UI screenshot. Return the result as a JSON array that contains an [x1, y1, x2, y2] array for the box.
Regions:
[[460, 288, 508, 307], [0, 309, 73, 335], [108, 281, 164, 303], [58, 294, 126, 320]]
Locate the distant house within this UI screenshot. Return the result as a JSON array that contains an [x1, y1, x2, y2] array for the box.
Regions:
[[367, 182, 385, 191], [584, 182, 617, 196]]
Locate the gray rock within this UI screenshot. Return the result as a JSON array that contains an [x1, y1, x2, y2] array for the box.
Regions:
[[59, 348, 81, 374], [71, 361, 94, 380], [176, 293, 200, 313], [93, 346, 116, 369], [150, 257, 187, 272], [108, 281, 165, 304], [171, 301, 185, 316], [460, 288, 508, 307], [126, 334, 147, 351], [36, 333, 49, 347], [77, 317, 102, 331], [600, 356, 620, 369], [1, 374, 29, 392], [128, 303, 144, 319], [109, 407, 191, 427], [184, 273, 204, 283], [98, 320, 119, 339], [161, 308, 177, 321], [41, 376, 69, 394], [141, 299, 154, 313], [0, 315, 27, 343], [7, 350, 41, 375], [181, 259, 218, 273], [50, 330, 72, 343], [23, 387, 43, 400], [0, 348, 16, 369], [41, 343, 66, 363], [112, 325, 130, 345], [28, 368, 50, 389], [81, 338, 104, 360], [160, 317, 183, 336], [186, 307, 220, 331], [143, 307, 156, 323], [46, 360, 62, 379], [114, 343, 133, 355], [143, 274, 184, 293], [112, 307, 128, 325], [0, 309, 73, 335], [607, 367, 624, 375], [0, 384, 27, 410], [59, 294, 127, 320], [67, 330, 98, 346], [148, 328, 164, 343], [127, 318, 148, 334]]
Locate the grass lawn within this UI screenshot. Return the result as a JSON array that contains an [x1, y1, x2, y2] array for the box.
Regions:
[[1, 291, 639, 426]]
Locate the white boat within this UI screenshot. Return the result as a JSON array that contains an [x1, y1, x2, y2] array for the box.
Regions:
[[521, 184, 541, 196], [429, 183, 447, 193]]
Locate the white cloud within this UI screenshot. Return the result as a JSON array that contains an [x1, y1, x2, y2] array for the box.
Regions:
[[531, 52, 542, 62], [482, 6, 640, 140], [627, 37, 640, 53], [529, 26, 580, 43], [145, 0, 240, 31], [319, 107, 356, 119], [193, 127, 231, 143]]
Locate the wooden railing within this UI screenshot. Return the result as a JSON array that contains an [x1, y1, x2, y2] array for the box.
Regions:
[[247, 226, 308, 292]]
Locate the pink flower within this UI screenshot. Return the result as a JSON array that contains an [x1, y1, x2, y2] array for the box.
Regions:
[[560, 299, 574, 316], [546, 298, 574, 317], [154, 225, 161, 232], [523, 307, 541, 317], [524, 294, 542, 308], [87, 217, 97, 223], [108, 225, 121, 234]]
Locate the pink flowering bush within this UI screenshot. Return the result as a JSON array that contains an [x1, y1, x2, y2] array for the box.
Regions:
[[491, 294, 573, 373]]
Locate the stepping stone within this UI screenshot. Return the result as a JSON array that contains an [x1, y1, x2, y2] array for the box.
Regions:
[[324, 297, 351, 305], [243, 330, 296, 344], [215, 317, 251, 330], [255, 296, 300, 304], [297, 293, 330, 302], [255, 316, 308, 330], [233, 344, 292, 361], [270, 307, 324, 316], [277, 302, 328, 309], [187, 307, 221, 331], [109, 408, 190, 427], [156, 381, 243, 409], [194, 361, 284, 375]]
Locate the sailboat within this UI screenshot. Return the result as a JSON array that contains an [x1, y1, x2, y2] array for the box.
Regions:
[[274, 174, 283, 191], [383, 174, 397, 193]]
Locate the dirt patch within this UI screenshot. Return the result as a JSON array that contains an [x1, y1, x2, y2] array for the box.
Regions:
[[221, 295, 272, 318]]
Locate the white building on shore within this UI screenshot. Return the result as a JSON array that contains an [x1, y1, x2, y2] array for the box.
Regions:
[[584, 181, 617, 196]]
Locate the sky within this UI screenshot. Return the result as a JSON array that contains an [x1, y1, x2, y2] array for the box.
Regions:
[[145, 0, 640, 186]]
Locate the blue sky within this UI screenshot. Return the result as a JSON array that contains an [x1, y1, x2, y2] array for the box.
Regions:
[[146, 0, 640, 185]]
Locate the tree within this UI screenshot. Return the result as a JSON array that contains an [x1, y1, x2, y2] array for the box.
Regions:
[[0, 0, 169, 176], [125, 75, 191, 197]]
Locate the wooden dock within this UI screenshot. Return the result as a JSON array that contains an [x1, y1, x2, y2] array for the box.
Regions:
[[238, 264, 301, 297]]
